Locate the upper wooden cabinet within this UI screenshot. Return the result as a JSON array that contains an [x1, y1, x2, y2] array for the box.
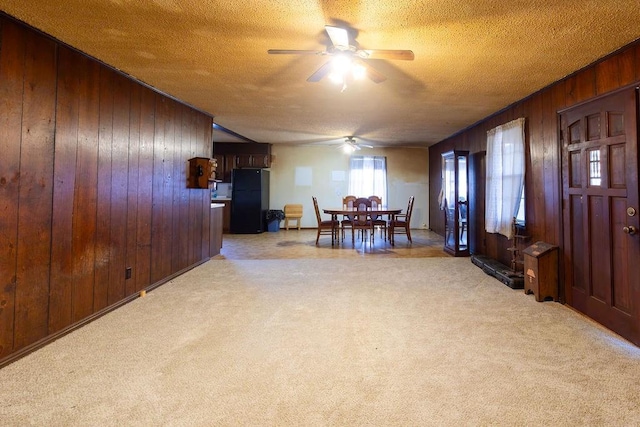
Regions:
[[250, 154, 271, 168], [234, 153, 253, 168], [212, 154, 229, 182], [234, 153, 270, 168], [213, 143, 272, 182]]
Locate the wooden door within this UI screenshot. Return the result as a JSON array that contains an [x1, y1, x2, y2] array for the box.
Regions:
[[561, 88, 640, 345]]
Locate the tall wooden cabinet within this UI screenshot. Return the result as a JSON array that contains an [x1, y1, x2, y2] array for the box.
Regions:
[[442, 150, 469, 256]]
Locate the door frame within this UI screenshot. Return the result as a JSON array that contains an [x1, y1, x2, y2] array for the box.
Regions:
[[557, 85, 640, 344]]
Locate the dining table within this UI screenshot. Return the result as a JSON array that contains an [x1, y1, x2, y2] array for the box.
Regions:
[[323, 206, 403, 246]]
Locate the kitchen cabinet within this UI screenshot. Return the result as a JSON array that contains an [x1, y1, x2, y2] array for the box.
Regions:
[[234, 153, 271, 168], [234, 154, 253, 168], [213, 142, 272, 182], [213, 154, 235, 183], [222, 200, 231, 233], [249, 154, 271, 168]]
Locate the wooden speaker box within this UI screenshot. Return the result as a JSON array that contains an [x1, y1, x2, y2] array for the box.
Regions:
[[188, 157, 217, 189], [523, 241, 559, 302]]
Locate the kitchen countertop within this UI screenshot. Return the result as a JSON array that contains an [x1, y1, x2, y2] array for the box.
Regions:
[[211, 203, 225, 208]]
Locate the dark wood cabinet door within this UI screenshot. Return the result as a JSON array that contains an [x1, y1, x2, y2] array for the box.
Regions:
[[222, 201, 231, 233], [252, 154, 271, 168], [561, 87, 640, 345], [209, 207, 223, 256], [234, 154, 252, 168], [234, 153, 270, 168], [223, 155, 234, 182]]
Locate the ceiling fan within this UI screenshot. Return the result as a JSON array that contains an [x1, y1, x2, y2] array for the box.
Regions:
[[339, 136, 373, 153], [268, 25, 414, 85]]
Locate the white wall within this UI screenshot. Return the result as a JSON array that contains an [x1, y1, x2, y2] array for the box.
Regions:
[[268, 145, 430, 229]]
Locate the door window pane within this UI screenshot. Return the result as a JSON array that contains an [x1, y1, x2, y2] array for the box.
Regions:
[[588, 149, 601, 186]]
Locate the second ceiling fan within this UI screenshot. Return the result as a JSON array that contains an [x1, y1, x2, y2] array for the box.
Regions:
[[268, 25, 414, 85]]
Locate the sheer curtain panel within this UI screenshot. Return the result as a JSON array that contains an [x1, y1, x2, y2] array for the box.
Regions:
[[348, 156, 387, 202], [485, 118, 525, 239]]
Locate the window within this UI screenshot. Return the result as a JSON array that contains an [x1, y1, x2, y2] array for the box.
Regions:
[[348, 156, 387, 201], [486, 118, 525, 239], [588, 149, 602, 186], [515, 186, 525, 225]]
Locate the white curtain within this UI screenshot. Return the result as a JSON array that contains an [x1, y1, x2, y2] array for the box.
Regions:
[[485, 118, 525, 239], [348, 156, 387, 201]]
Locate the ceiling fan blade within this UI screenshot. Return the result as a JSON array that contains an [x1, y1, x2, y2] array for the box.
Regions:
[[325, 25, 350, 50], [268, 49, 324, 55], [360, 144, 374, 148], [307, 61, 332, 82], [359, 60, 387, 83], [359, 49, 415, 61]]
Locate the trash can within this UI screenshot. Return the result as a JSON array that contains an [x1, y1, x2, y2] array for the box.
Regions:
[[523, 241, 559, 302], [265, 209, 285, 232]]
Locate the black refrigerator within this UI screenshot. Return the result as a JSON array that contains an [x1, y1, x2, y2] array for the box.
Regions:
[[230, 169, 270, 233]]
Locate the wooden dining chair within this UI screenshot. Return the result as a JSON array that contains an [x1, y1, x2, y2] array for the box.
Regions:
[[367, 195, 387, 241], [444, 202, 456, 245], [459, 200, 468, 241], [351, 197, 374, 246], [341, 195, 356, 241], [389, 195, 415, 243], [312, 196, 338, 245]]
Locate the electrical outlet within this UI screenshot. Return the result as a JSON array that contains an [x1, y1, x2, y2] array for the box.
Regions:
[[125, 267, 132, 280]]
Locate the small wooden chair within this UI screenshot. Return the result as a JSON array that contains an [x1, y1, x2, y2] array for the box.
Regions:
[[284, 204, 303, 230]]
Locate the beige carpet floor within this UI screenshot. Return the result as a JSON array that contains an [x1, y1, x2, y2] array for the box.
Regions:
[[1, 257, 639, 426]]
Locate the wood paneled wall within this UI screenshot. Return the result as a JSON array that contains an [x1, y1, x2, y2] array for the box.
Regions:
[[429, 41, 640, 267], [0, 17, 213, 365]]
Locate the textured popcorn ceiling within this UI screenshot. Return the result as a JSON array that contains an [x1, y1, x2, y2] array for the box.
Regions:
[[2, 1, 640, 146]]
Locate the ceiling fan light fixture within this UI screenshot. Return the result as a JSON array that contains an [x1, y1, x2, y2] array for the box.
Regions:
[[331, 55, 351, 74], [268, 25, 414, 85], [343, 144, 356, 153], [328, 55, 352, 86], [352, 63, 366, 80], [328, 71, 344, 85]]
